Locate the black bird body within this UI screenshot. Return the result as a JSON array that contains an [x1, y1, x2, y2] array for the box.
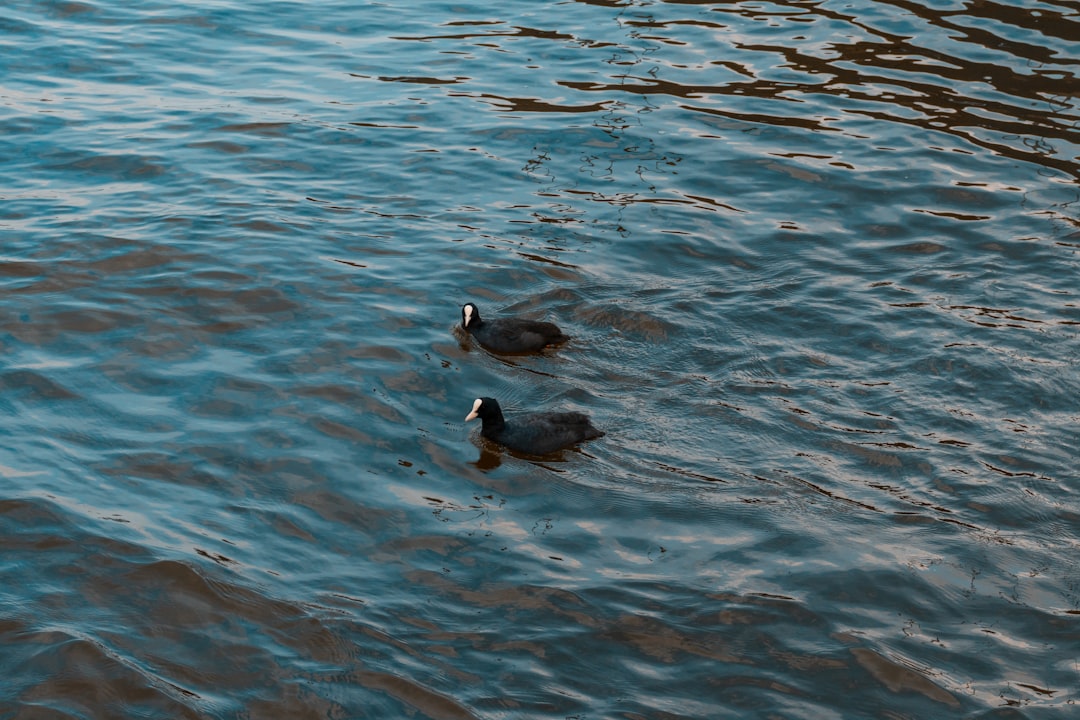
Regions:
[[461, 303, 567, 354], [465, 397, 604, 455]]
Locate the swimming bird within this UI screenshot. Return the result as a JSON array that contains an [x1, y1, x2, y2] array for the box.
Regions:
[[464, 397, 604, 455], [460, 302, 568, 354]]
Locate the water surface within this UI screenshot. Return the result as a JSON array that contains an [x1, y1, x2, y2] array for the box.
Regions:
[[1, 0, 1078, 718]]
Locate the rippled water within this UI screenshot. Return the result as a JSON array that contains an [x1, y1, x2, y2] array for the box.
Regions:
[[2, 0, 1078, 717]]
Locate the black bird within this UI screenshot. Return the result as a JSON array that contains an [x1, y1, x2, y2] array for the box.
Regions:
[[464, 397, 604, 455], [461, 302, 568, 354]]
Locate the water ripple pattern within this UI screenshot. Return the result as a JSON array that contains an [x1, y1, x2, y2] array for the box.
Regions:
[[1, 0, 1078, 717]]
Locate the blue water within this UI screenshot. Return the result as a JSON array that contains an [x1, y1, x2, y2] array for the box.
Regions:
[[2, 0, 1078, 717]]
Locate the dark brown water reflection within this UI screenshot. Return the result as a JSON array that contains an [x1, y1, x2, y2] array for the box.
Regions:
[[1, 0, 1079, 718]]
